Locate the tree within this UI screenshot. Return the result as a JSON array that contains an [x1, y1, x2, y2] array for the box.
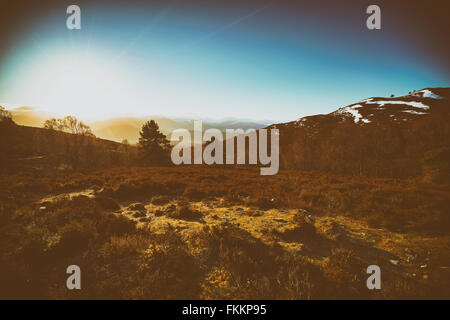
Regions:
[[44, 118, 66, 131], [43, 116, 95, 168], [0, 106, 14, 166], [138, 120, 170, 165], [0, 106, 12, 122], [43, 116, 95, 137]]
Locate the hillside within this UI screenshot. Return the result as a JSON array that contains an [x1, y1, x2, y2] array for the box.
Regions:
[[0, 119, 137, 170], [1, 90, 449, 300], [269, 88, 450, 179]]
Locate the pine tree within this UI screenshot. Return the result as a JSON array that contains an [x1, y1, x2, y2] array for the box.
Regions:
[[138, 120, 171, 165]]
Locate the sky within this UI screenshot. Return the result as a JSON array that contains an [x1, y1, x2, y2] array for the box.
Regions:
[[0, 0, 449, 122]]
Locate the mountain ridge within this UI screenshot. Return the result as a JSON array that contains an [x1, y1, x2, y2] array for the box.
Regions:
[[268, 87, 450, 178]]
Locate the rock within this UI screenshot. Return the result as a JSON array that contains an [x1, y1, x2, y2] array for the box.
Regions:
[[128, 203, 146, 211], [305, 214, 315, 224], [40, 201, 51, 207], [139, 217, 150, 222], [390, 259, 399, 266], [238, 194, 249, 200]]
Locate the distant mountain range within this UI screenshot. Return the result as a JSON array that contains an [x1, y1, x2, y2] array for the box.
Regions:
[[8, 108, 271, 144], [90, 117, 272, 144]]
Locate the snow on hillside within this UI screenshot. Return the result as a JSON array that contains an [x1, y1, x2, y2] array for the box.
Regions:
[[334, 104, 371, 123], [365, 100, 430, 110], [411, 89, 443, 99], [285, 88, 447, 129]]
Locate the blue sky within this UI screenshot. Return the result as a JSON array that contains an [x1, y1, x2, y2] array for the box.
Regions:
[[0, 1, 448, 122]]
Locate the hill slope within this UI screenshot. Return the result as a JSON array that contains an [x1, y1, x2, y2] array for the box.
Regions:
[[269, 88, 450, 178], [0, 120, 137, 170]]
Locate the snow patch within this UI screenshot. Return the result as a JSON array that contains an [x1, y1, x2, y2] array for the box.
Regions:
[[295, 118, 307, 127], [402, 110, 428, 115], [366, 100, 430, 110], [335, 104, 363, 123], [413, 89, 443, 99]]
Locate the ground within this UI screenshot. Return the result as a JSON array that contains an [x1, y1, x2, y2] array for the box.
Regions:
[[1, 166, 449, 299]]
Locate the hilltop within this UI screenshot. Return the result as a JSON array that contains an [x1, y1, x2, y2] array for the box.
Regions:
[[269, 88, 450, 179]]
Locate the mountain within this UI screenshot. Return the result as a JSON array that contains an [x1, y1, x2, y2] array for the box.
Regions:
[[9, 107, 50, 127], [269, 88, 450, 179], [9, 109, 270, 144], [91, 117, 271, 143]]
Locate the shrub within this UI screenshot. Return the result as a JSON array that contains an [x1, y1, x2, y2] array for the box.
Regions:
[[183, 187, 206, 201], [94, 196, 121, 211], [168, 202, 202, 221], [151, 195, 171, 205], [323, 248, 365, 298]]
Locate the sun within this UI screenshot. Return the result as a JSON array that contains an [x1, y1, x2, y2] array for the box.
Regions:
[[40, 53, 127, 118], [10, 49, 134, 120]]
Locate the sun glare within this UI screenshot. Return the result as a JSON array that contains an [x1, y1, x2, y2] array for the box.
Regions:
[[12, 50, 135, 119]]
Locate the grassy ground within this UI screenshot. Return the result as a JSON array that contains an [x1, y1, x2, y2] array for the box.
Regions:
[[0, 166, 449, 299]]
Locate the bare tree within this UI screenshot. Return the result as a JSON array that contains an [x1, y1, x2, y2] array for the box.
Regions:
[[0, 106, 12, 121], [43, 116, 95, 137], [44, 118, 66, 131]]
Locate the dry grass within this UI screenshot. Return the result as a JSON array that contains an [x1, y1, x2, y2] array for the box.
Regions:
[[0, 166, 449, 299]]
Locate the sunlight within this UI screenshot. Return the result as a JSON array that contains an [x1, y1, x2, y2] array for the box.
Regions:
[[13, 49, 135, 119]]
